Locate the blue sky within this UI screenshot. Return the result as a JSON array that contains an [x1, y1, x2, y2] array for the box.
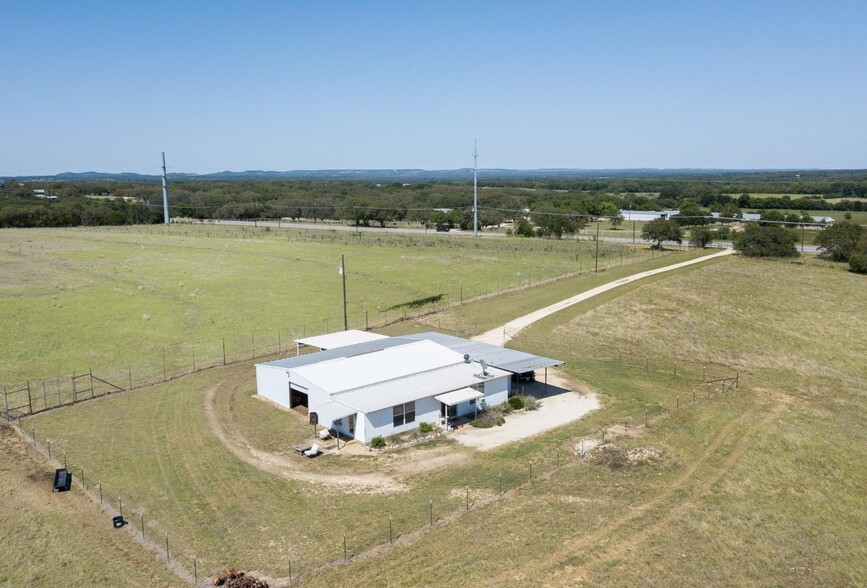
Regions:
[[2, 1, 866, 175]]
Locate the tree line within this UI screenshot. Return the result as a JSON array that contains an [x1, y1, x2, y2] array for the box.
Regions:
[[2, 172, 866, 229]]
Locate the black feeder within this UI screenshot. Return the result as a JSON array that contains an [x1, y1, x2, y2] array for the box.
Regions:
[[53, 468, 72, 492], [112, 516, 125, 528]]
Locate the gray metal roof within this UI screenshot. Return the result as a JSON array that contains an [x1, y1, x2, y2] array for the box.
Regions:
[[257, 337, 414, 370], [257, 331, 563, 375], [332, 362, 510, 414], [401, 332, 563, 374]]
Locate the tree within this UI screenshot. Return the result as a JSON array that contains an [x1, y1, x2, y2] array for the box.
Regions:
[[610, 212, 624, 229], [734, 224, 799, 258], [816, 221, 866, 262], [849, 233, 867, 273], [690, 226, 714, 248], [641, 219, 683, 249], [513, 216, 535, 237]]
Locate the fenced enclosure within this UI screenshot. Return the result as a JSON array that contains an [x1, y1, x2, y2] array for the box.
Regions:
[[9, 332, 743, 586], [1, 241, 667, 421]]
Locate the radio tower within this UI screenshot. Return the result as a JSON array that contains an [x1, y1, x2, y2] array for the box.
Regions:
[[161, 152, 170, 224], [473, 140, 478, 237]]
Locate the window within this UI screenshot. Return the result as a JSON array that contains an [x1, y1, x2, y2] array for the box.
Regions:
[[392, 401, 416, 427]]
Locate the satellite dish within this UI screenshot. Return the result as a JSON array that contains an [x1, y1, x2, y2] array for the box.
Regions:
[[480, 359, 488, 375], [463, 354, 471, 364]]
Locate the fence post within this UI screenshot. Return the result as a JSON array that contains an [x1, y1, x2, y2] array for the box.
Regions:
[[499, 472, 503, 496], [166, 533, 170, 562], [162, 353, 167, 382], [27, 381, 33, 415], [343, 530, 347, 562], [278, 332, 281, 353], [736, 372, 739, 389], [288, 556, 292, 585], [72, 374, 77, 403], [128, 364, 132, 391], [89, 369, 95, 398], [194, 556, 198, 585], [252, 334, 255, 356], [3, 386, 8, 420], [466, 487, 469, 511], [42, 381, 47, 410], [192, 347, 196, 371], [222, 338, 226, 365], [141, 512, 145, 538], [429, 499, 433, 526], [98, 482, 102, 503], [47, 440, 51, 460]]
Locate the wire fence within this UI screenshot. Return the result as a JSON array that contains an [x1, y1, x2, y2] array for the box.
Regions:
[[1, 243, 674, 421], [9, 339, 742, 586]]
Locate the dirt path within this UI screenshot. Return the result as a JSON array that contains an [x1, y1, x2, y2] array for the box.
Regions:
[[202, 367, 410, 493], [475, 248, 734, 346], [484, 394, 786, 586]]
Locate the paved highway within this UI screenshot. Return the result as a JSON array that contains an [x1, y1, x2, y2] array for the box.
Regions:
[[183, 218, 820, 253]]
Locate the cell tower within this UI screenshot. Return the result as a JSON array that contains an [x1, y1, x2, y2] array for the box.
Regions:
[[161, 152, 170, 224], [473, 140, 478, 237]]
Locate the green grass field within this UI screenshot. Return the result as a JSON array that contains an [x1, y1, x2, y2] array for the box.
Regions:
[[0, 225, 649, 386], [7, 226, 866, 586]]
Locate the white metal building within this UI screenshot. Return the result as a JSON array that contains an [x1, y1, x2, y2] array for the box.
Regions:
[[255, 331, 562, 444]]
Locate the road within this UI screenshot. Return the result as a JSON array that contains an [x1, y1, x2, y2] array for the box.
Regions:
[[184, 218, 820, 252], [475, 248, 736, 347]]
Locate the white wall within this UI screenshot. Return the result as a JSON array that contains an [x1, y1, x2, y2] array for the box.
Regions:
[[360, 396, 440, 444], [481, 375, 510, 409], [255, 365, 290, 408]]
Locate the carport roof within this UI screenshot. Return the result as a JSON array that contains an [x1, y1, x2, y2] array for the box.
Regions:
[[435, 387, 485, 406], [401, 331, 564, 374], [295, 329, 388, 350]]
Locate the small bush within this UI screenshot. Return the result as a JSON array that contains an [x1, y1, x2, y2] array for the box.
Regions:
[[507, 396, 525, 410], [370, 436, 386, 448], [521, 395, 537, 411], [496, 415, 505, 426], [850, 253, 867, 274], [418, 421, 434, 434], [470, 420, 493, 428]]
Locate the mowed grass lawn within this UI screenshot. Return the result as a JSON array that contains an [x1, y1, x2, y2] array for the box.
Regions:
[[0, 224, 645, 384]]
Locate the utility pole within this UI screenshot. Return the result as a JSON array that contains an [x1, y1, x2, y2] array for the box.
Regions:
[[161, 152, 170, 224], [595, 221, 600, 273], [473, 140, 479, 238], [340, 255, 348, 331]]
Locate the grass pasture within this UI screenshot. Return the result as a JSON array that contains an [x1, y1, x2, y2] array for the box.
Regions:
[[6, 225, 866, 586], [0, 224, 649, 386]]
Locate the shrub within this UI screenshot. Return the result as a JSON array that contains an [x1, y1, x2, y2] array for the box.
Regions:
[[521, 395, 537, 411], [496, 415, 505, 426], [470, 420, 493, 428], [850, 253, 867, 274], [816, 221, 866, 262], [370, 436, 386, 448], [507, 396, 525, 410], [418, 422, 433, 434]]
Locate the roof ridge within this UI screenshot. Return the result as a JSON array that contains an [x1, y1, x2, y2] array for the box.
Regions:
[[331, 360, 466, 398]]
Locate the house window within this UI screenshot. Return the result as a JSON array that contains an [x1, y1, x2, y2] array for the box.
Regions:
[[392, 401, 416, 427]]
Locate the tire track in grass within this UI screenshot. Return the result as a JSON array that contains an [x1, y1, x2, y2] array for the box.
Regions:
[[483, 397, 763, 586], [552, 398, 787, 585], [202, 366, 406, 493]]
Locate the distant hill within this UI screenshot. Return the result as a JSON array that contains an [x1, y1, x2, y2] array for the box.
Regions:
[[6, 167, 855, 183]]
